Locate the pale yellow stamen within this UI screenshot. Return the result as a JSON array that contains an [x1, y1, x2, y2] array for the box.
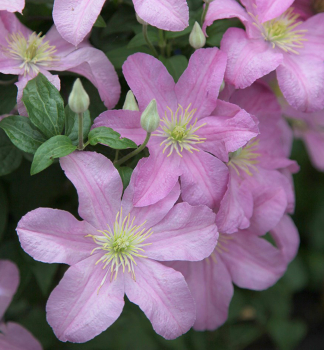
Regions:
[[4, 31, 58, 75], [86, 207, 152, 293], [153, 104, 206, 157], [227, 139, 260, 176], [250, 8, 307, 54], [208, 233, 233, 264]]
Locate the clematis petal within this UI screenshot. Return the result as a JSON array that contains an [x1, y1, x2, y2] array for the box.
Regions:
[[221, 231, 287, 290], [175, 48, 227, 120], [133, 0, 189, 32], [221, 28, 283, 89], [199, 100, 259, 162], [0, 11, 32, 38], [17, 208, 96, 265], [0, 322, 42, 350], [216, 176, 253, 234], [0, 261, 19, 319], [125, 259, 195, 340], [172, 258, 234, 331], [92, 109, 146, 145], [0, 0, 25, 13], [50, 47, 120, 110], [53, 0, 106, 46], [253, 0, 294, 22], [276, 54, 324, 112], [60, 151, 123, 229], [46, 254, 125, 343], [122, 53, 177, 117], [180, 150, 228, 210], [270, 215, 299, 263], [132, 147, 182, 207], [301, 129, 324, 171], [145, 202, 218, 261]]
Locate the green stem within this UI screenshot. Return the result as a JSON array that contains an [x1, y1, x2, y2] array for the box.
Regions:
[[158, 29, 166, 57], [114, 150, 119, 162], [78, 112, 84, 150], [201, 2, 210, 26], [143, 24, 159, 58], [114, 132, 151, 166]]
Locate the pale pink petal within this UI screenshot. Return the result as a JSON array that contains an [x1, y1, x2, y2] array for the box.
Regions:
[[53, 0, 106, 46], [0, 11, 32, 38], [302, 129, 324, 171], [216, 176, 253, 234], [276, 54, 324, 112], [199, 101, 259, 162], [299, 14, 324, 59], [122, 53, 177, 117], [17, 208, 96, 265], [132, 148, 182, 207], [145, 203, 218, 261], [0, 52, 23, 75], [270, 215, 299, 263], [0, 0, 25, 13], [46, 254, 125, 343], [172, 258, 233, 331], [0, 261, 19, 319], [92, 110, 146, 145], [221, 28, 283, 89], [221, 231, 287, 290], [125, 259, 195, 340], [123, 180, 180, 228], [175, 48, 227, 119], [180, 150, 228, 209], [254, 0, 294, 22], [0, 322, 42, 350], [203, 0, 253, 34], [60, 151, 123, 229], [133, 0, 189, 31], [50, 47, 120, 109]]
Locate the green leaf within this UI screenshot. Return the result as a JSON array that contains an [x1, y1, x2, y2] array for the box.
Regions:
[[159, 55, 188, 82], [31, 135, 77, 175], [0, 83, 17, 115], [65, 106, 91, 146], [106, 46, 151, 69], [206, 18, 243, 47], [116, 165, 133, 189], [22, 73, 65, 139], [93, 14, 106, 27], [0, 115, 47, 154], [0, 128, 22, 176], [88, 127, 137, 149], [30, 261, 59, 296], [127, 30, 158, 49]]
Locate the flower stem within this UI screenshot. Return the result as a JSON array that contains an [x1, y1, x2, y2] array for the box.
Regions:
[[78, 112, 84, 150], [114, 132, 151, 166], [143, 24, 159, 58], [201, 2, 210, 26]]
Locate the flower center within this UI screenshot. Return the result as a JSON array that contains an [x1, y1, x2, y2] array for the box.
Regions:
[[227, 139, 260, 176], [153, 104, 206, 157], [312, 0, 324, 13], [86, 208, 152, 290], [4, 32, 58, 75], [251, 8, 307, 54]]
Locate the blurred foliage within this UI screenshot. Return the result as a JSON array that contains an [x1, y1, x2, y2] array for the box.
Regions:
[[0, 0, 323, 349]]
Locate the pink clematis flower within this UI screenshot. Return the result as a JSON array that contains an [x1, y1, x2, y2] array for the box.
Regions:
[[171, 214, 299, 331], [0, 260, 43, 350], [53, 0, 189, 46], [203, 0, 324, 112], [0, 11, 120, 115], [216, 82, 298, 234], [93, 48, 259, 208], [16, 151, 219, 343], [0, 0, 24, 13], [283, 104, 324, 171]]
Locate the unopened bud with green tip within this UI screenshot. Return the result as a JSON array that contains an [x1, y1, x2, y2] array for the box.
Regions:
[[123, 90, 139, 111], [189, 22, 206, 50], [68, 78, 90, 114], [140, 99, 160, 133]]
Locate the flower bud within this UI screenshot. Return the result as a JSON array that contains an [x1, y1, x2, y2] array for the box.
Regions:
[[123, 90, 139, 111], [189, 22, 206, 50], [136, 13, 147, 25], [140, 99, 160, 133], [68, 78, 90, 114]]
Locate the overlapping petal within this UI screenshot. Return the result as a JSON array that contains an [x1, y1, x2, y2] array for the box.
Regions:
[[0, 0, 25, 13], [0, 260, 19, 319]]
